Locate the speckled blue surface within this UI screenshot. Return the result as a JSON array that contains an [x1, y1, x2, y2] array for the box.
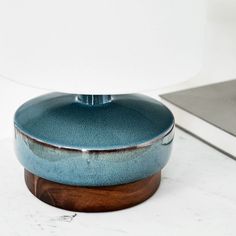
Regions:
[[14, 93, 174, 186], [14, 93, 174, 150]]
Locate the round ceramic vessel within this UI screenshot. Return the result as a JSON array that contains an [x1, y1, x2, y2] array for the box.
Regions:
[[14, 93, 174, 186]]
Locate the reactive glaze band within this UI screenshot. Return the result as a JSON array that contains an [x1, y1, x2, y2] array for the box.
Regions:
[[15, 126, 174, 186]]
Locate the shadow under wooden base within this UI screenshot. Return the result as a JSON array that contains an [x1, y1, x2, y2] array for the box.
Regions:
[[24, 170, 161, 212]]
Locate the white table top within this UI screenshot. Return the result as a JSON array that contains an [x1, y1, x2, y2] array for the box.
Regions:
[[0, 128, 235, 236]]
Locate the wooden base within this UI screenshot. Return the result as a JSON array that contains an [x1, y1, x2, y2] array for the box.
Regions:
[[24, 170, 161, 212]]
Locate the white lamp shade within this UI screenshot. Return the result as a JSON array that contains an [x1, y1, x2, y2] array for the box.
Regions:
[[0, 0, 206, 94]]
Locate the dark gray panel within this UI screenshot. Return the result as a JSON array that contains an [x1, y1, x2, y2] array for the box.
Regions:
[[161, 80, 236, 137]]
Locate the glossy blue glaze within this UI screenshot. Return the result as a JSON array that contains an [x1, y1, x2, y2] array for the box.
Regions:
[[14, 93, 174, 150], [14, 93, 174, 186]]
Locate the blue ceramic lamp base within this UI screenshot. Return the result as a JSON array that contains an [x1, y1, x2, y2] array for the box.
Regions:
[[14, 93, 174, 212]]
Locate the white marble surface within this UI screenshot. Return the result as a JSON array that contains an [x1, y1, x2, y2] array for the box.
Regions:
[[0, 128, 236, 236]]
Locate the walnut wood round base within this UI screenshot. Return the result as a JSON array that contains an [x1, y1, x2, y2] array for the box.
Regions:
[[24, 170, 161, 212]]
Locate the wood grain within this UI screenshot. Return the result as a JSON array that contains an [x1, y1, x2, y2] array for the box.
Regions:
[[24, 169, 161, 212]]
